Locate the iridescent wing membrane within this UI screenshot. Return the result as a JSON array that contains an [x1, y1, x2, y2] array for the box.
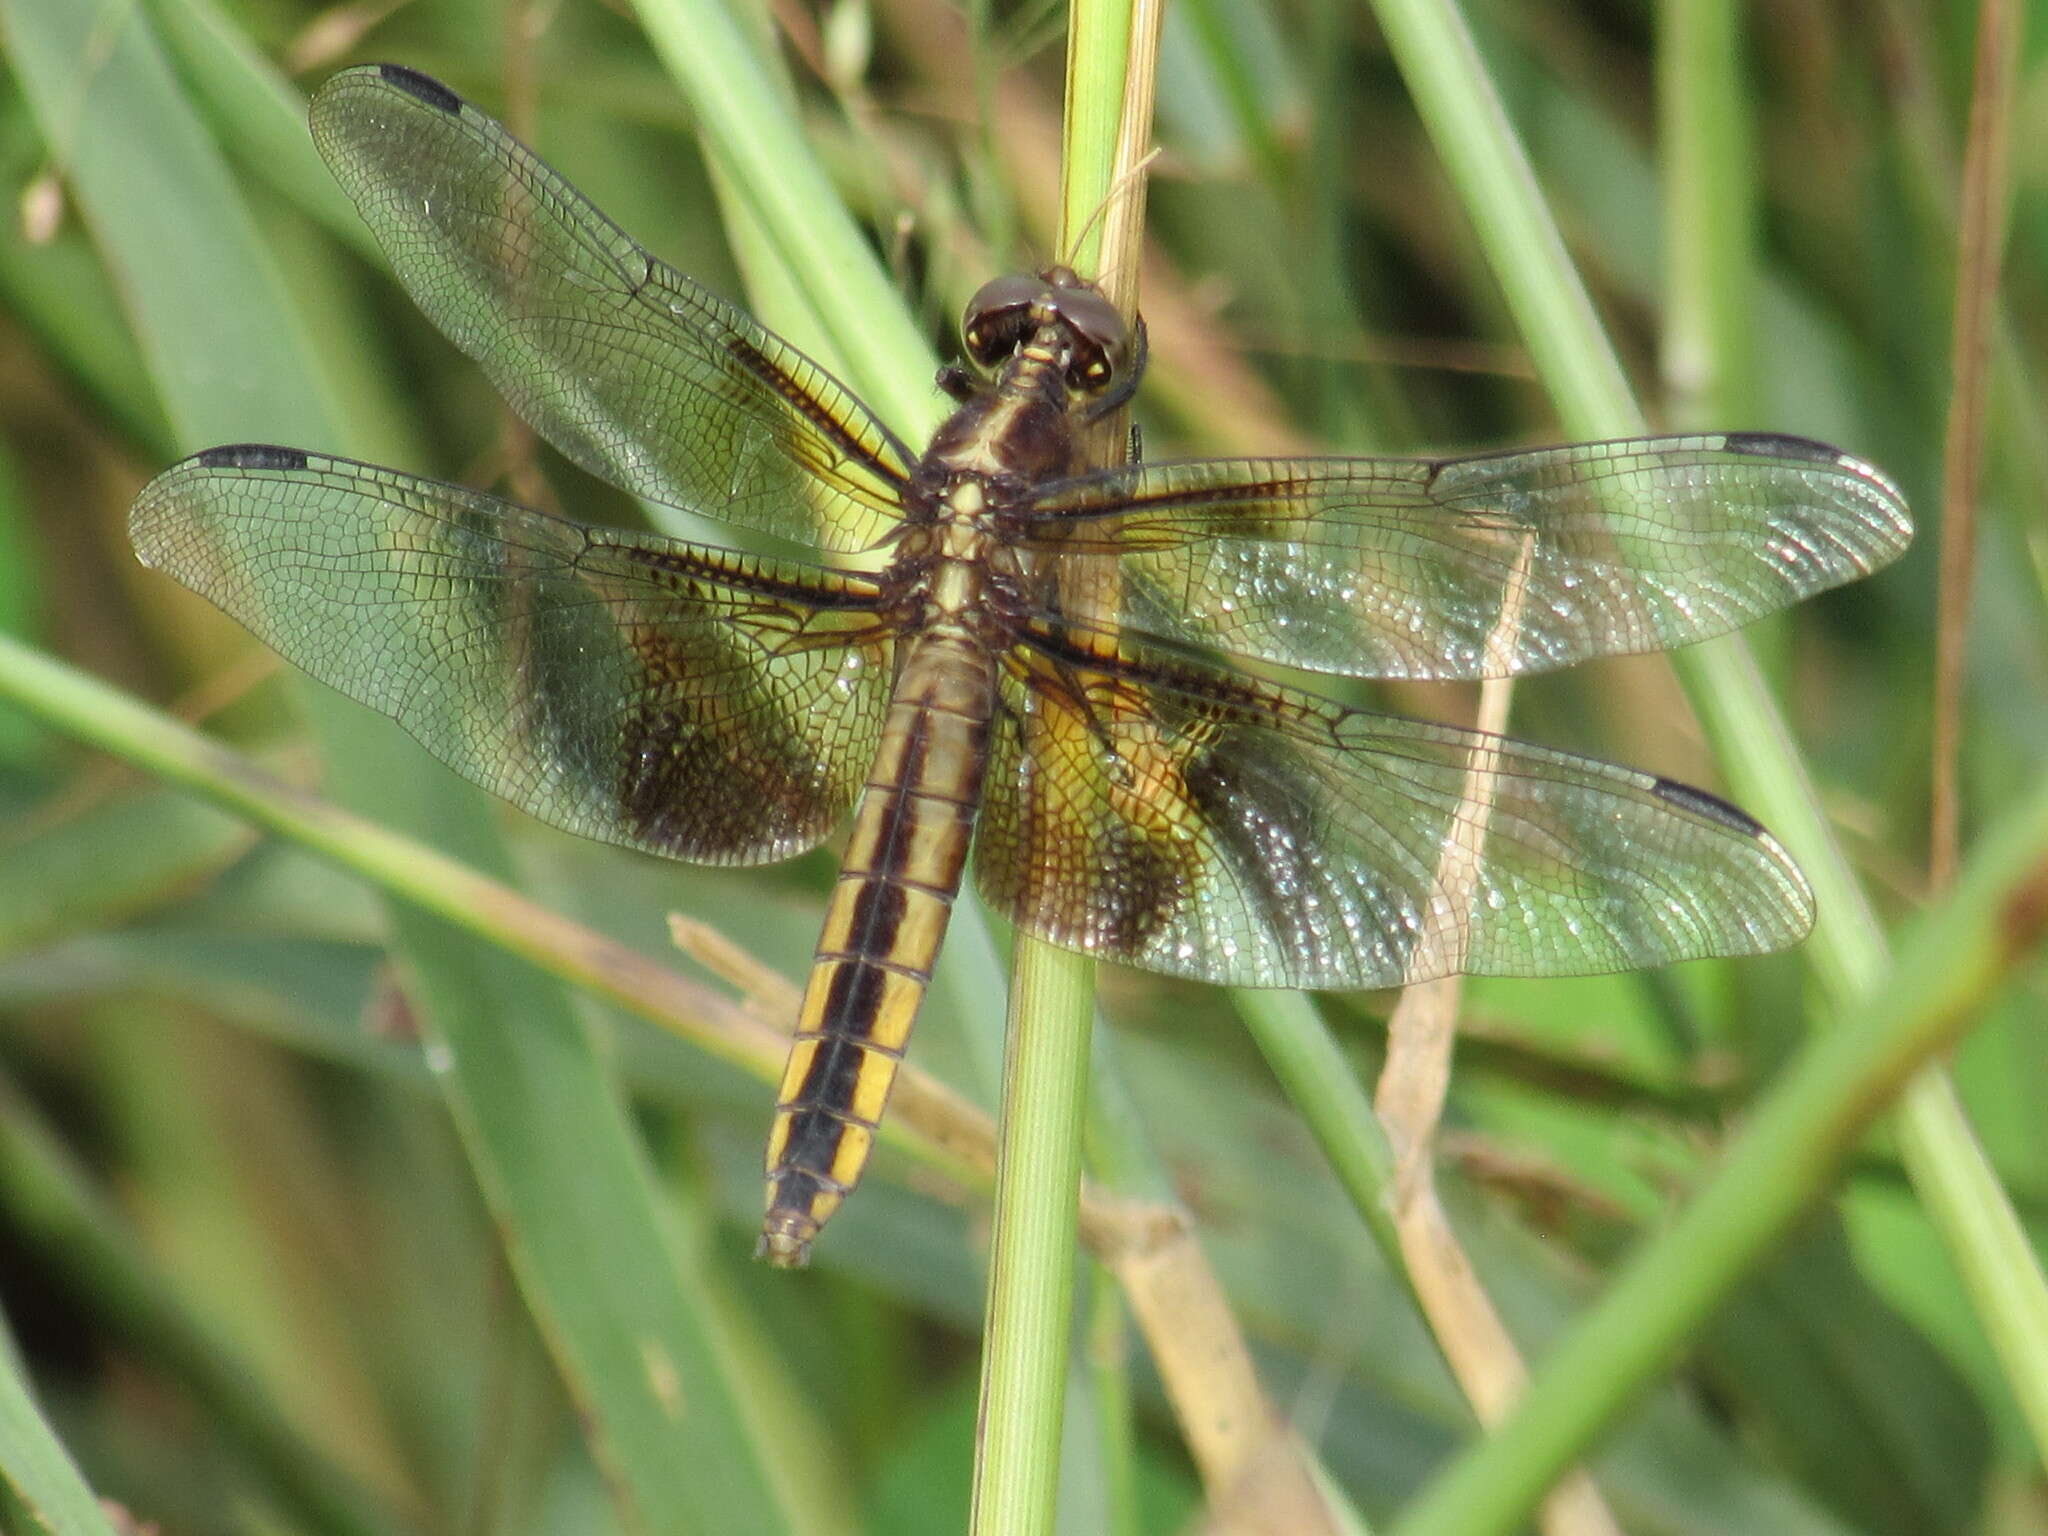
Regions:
[[308, 66, 915, 554], [136, 64, 914, 866], [133, 447, 895, 865], [1004, 435, 1910, 679], [980, 436, 1907, 986], [979, 622, 1813, 990]]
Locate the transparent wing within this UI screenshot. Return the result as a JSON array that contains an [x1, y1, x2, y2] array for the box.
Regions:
[[309, 65, 915, 553], [1008, 434, 1912, 679], [975, 622, 1812, 989], [133, 446, 896, 864]]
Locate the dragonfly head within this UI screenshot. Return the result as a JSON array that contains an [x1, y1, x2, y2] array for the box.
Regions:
[[961, 267, 1133, 397]]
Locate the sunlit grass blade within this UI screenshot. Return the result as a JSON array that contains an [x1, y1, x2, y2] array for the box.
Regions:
[[0, 1333, 118, 1536]]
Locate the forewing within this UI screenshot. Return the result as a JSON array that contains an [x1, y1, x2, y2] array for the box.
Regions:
[[976, 626, 1812, 989], [1010, 434, 1912, 679], [309, 65, 914, 553], [132, 447, 895, 864]]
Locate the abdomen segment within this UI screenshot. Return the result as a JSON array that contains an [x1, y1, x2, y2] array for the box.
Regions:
[[759, 637, 993, 1266]]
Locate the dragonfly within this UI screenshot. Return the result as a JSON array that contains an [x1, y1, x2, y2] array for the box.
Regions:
[[131, 64, 1912, 1266]]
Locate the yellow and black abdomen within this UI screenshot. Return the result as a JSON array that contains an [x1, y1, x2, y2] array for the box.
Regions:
[[759, 633, 995, 1265]]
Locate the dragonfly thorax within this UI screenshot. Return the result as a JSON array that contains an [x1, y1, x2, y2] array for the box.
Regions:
[[922, 342, 1087, 486]]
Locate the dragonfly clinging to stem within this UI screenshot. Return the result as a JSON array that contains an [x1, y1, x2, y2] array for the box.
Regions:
[[131, 65, 1913, 1265]]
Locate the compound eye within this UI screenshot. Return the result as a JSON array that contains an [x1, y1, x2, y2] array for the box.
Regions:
[[962, 274, 1045, 368], [1038, 269, 1130, 394], [1048, 296, 1130, 397]]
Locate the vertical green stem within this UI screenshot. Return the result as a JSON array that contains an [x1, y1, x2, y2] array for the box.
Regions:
[[1657, 0, 1757, 427], [971, 0, 1157, 1526], [971, 941, 1098, 1534]]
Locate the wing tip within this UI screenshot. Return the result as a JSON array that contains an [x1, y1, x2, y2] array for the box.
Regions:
[[1647, 777, 1819, 939], [193, 444, 312, 472], [373, 63, 465, 115], [1721, 431, 1915, 565], [133, 446, 319, 568]]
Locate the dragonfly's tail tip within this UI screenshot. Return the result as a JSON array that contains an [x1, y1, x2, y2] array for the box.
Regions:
[[756, 1211, 818, 1269]]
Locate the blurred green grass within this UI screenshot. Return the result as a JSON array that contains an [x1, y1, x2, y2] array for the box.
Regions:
[[0, 0, 2040, 1533]]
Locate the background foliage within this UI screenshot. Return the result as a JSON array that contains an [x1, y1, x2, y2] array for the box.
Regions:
[[0, 0, 2041, 1532]]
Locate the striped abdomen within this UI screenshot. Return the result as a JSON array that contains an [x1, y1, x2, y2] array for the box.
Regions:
[[758, 633, 995, 1266]]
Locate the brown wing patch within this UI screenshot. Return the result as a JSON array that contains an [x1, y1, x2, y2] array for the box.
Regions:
[[975, 622, 1813, 989], [975, 644, 1205, 958], [132, 449, 897, 864]]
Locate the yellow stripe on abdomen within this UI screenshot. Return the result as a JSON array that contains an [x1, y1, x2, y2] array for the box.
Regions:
[[758, 637, 993, 1266]]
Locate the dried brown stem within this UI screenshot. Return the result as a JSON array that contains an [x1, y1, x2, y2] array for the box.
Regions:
[[1376, 540, 1622, 1536], [1930, 0, 2019, 892]]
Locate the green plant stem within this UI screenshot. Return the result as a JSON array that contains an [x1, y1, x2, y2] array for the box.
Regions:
[[970, 0, 1148, 1526], [1656, 0, 1757, 425], [1234, 990, 1406, 1277], [1366, 0, 2048, 1485], [1389, 772, 2048, 1536], [971, 941, 1097, 1535]]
